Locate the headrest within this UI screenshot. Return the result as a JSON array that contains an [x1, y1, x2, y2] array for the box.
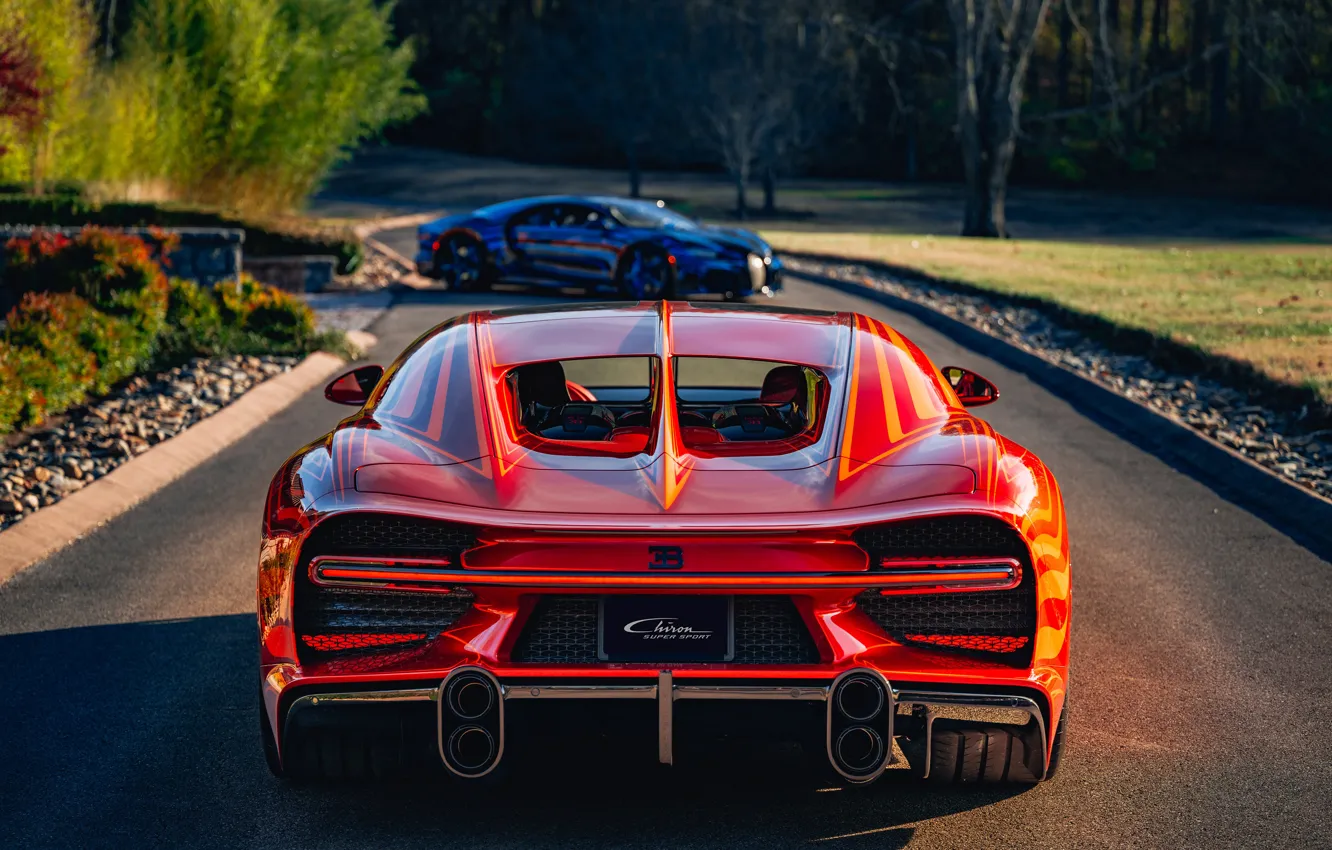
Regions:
[[515, 360, 570, 407], [759, 365, 804, 404]]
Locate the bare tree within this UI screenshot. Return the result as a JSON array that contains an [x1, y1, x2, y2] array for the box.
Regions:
[[698, 69, 793, 217], [947, 0, 1054, 236], [688, 0, 829, 218]]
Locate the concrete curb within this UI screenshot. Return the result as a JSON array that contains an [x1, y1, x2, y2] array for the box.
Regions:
[[788, 268, 1332, 561], [0, 330, 377, 585], [352, 210, 446, 240]]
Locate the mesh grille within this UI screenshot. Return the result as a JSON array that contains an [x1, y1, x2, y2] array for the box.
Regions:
[[303, 512, 478, 559], [854, 514, 1034, 661], [293, 514, 477, 661], [854, 515, 1027, 561], [296, 588, 474, 657], [732, 597, 819, 663], [511, 596, 600, 663], [510, 595, 820, 664], [855, 586, 1032, 634], [302, 588, 475, 631]]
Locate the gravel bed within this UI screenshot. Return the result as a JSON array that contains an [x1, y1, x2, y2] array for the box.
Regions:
[[0, 355, 298, 530], [306, 291, 392, 334], [786, 256, 1332, 500], [329, 242, 408, 291]]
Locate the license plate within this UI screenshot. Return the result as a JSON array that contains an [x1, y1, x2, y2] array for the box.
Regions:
[[598, 595, 734, 662]]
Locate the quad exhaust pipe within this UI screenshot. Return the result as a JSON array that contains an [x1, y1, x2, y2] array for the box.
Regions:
[[439, 667, 504, 778], [827, 669, 893, 783]]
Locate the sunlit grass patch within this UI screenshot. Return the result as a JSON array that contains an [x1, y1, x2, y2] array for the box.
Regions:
[[764, 230, 1332, 404]]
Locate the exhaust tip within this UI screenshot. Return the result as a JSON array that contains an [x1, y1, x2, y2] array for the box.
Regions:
[[447, 725, 497, 772], [835, 675, 886, 722], [446, 675, 496, 720], [834, 725, 885, 774]]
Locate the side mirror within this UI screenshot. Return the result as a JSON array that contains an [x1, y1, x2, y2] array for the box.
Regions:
[[941, 366, 999, 407], [325, 364, 384, 406]]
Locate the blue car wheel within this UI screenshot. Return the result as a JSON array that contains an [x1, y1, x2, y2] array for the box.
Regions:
[[436, 233, 487, 292], [616, 244, 675, 301]]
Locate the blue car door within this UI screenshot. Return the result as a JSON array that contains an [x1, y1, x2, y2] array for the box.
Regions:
[[506, 203, 620, 285]]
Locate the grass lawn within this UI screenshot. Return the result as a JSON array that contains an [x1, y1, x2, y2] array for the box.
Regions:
[[763, 230, 1332, 406]]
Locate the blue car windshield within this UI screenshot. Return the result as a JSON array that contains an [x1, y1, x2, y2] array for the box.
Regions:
[[609, 200, 696, 230]]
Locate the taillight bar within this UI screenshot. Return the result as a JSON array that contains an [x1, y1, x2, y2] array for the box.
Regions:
[[874, 556, 1023, 593], [310, 556, 1020, 592]]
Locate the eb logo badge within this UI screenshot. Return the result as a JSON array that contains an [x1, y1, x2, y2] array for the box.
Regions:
[[647, 545, 684, 570]]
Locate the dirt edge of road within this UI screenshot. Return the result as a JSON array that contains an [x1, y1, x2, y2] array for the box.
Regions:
[[0, 330, 376, 586]]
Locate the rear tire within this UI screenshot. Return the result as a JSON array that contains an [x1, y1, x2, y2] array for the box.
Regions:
[[435, 233, 489, 292], [615, 244, 675, 300], [259, 691, 284, 779], [925, 720, 1044, 784], [1045, 697, 1068, 779], [284, 729, 394, 782]]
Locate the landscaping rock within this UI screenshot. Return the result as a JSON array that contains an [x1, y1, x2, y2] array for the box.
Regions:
[[0, 353, 300, 532]]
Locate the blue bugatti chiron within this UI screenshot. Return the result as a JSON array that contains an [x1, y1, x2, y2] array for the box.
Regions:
[[414, 196, 782, 300]]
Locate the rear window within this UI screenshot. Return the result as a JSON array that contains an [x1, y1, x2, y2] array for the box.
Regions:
[[503, 355, 827, 457], [507, 357, 658, 455], [674, 357, 827, 452]]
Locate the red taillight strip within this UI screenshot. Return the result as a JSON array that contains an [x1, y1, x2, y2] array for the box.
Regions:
[[310, 556, 1019, 592], [874, 556, 1022, 593]]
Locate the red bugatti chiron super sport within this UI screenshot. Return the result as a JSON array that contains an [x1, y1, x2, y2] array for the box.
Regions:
[[257, 301, 1070, 785]]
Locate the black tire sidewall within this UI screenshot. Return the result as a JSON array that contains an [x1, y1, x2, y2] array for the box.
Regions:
[[616, 244, 675, 300], [438, 234, 488, 292]]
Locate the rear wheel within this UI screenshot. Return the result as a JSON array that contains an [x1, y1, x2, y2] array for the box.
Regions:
[[259, 690, 284, 779], [435, 233, 488, 292], [1044, 697, 1068, 779], [615, 244, 675, 300], [925, 720, 1045, 784]]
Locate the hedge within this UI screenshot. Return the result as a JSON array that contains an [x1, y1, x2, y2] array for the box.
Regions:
[[0, 228, 333, 435], [0, 195, 362, 274]]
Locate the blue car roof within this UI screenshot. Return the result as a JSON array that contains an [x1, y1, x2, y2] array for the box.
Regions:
[[473, 195, 661, 218]]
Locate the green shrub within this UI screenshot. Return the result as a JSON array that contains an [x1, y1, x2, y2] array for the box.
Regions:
[[0, 343, 26, 434], [2, 0, 421, 216], [3, 227, 170, 327], [3, 292, 99, 419], [242, 287, 316, 346], [0, 342, 71, 432], [0, 233, 337, 435], [159, 276, 226, 359]]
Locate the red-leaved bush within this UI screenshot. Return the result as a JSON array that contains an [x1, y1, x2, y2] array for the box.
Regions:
[[0, 39, 44, 157]]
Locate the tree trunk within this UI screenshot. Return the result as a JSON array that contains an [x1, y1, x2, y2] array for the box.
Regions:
[[1057, 0, 1074, 109], [1208, 0, 1229, 139], [904, 118, 919, 181], [902, 7, 920, 179], [734, 173, 747, 220], [1127, 0, 1146, 136], [627, 141, 641, 198], [1189, 0, 1210, 94], [1237, 0, 1260, 137], [762, 166, 776, 214], [950, 0, 1052, 238], [1148, 0, 1166, 108]]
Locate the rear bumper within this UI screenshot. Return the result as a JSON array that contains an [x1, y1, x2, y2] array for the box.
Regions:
[[274, 670, 1051, 782]]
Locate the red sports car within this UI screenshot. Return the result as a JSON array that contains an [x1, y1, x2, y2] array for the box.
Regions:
[[257, 301, 1070, 785]]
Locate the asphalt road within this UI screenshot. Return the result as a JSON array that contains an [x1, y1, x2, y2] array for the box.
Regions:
[[2, 276, 1330, 849]]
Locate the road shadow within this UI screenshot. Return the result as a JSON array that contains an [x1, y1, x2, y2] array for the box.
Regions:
[[0, 615, 1025, 849]]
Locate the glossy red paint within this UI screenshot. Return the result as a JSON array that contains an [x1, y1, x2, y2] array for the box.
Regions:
[[257, 302, 1070, 778]]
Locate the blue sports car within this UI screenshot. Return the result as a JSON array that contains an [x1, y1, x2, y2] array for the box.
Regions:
[[415, 196, 782, 300]]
